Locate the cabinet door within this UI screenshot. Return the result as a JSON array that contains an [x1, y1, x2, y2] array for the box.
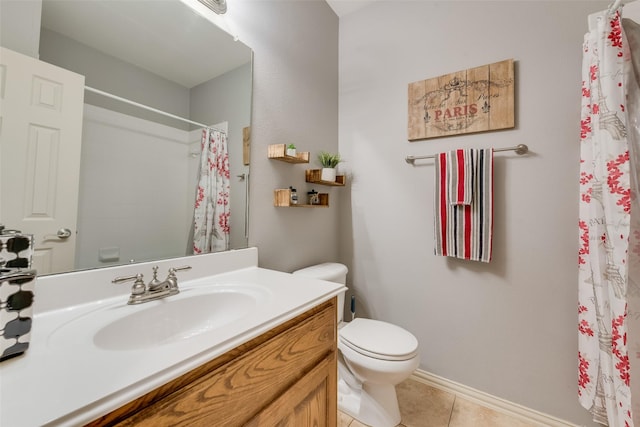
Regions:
[[111, 301, 336, 427], [245, 352, 337, 427]]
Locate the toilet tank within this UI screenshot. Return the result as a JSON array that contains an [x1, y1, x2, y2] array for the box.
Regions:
[[293, 263, 348, 323], [292, 263, 348, 284]]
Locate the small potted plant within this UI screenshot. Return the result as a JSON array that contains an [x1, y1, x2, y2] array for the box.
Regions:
[[317, 150, 342, 182], [286, 143, 297, 157]]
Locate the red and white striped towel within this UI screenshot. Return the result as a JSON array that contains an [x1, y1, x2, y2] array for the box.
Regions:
[[434, 148, 494, 263], [448, 149, 474, 205]]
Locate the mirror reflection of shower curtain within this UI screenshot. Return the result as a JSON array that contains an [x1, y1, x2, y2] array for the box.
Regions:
[[192, 128, 230, 253], [623, 16, 640, 427], [578, 8, 634, 426]]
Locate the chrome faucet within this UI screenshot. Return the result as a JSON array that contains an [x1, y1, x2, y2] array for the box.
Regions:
[[112, 265, 192, 305]]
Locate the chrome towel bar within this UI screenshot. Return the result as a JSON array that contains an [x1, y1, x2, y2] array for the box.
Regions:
[[405, 144, 529, 165]]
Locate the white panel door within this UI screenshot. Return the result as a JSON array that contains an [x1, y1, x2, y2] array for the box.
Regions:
[[0, 47, 85, 274]]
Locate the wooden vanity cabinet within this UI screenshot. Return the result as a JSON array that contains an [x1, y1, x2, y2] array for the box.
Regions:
[[85, 298, 337, 427]]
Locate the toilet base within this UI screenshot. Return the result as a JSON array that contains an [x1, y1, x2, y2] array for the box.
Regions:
[[338, 378, 401, 427]]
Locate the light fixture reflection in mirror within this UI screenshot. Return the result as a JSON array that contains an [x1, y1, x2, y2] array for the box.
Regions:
[[0, 0, 252, 276], [198, 0, 227, 15]]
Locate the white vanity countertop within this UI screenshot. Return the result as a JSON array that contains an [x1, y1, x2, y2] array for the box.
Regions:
[[0, 248, 345, 427]]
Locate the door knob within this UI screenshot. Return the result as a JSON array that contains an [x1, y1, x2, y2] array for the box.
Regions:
[[56, 228, 72, 239]]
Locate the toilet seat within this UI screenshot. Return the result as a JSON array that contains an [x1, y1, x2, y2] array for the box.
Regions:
[[339, 318, 418, 361]]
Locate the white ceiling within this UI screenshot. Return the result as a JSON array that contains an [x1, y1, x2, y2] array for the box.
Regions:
[[40, 0, 251, 88]]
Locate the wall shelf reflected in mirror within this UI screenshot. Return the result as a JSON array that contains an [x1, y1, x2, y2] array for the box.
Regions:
[[267, 144, 310, 164]]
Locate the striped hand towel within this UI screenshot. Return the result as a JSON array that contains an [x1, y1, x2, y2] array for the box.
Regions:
[[434, 148, 493, 263], [448, 149, 474, 205]]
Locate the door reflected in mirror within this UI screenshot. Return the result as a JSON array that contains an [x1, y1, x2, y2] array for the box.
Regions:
[[0, 0, 253, 275]]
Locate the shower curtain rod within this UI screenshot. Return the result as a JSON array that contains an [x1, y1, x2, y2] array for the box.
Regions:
[[608, 0, 624, 13], [607, 0, 638, 14], [84, 86, 216, 130], [404, 144, 529, 165]]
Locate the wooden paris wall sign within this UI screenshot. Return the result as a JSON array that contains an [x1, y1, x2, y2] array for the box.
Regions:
[[408, 59, 514, 140]]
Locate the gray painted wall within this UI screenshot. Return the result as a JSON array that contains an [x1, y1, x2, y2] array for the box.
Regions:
[[227, 0, 340, 271], [337, 1, 607, 425], [0, 0, 42, 58], [39, 28, 191, 130]]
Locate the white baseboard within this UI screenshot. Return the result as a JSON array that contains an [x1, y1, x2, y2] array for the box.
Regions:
[[410, 369, 579, 427]]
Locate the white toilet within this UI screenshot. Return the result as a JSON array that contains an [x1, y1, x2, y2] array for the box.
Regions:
[[293, 263, 419, 427]]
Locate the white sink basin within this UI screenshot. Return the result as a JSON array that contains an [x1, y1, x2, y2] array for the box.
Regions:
[[48, 283, 271, 351]]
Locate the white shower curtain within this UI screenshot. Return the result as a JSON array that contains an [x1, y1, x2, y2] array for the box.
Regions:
[[193, 128, 230, 254], [578, 7, 634, 427], [622, 13, 640, 427]]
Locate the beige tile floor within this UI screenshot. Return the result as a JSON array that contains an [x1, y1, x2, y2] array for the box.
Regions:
[[339, 379, 539, 427]]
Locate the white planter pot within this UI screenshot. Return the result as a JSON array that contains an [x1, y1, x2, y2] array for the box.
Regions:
[[321, 167, 337, 182], [286, 148, 297, 157]]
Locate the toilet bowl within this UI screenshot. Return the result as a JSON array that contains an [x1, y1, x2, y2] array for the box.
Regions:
[[293, 263, 419, 427]]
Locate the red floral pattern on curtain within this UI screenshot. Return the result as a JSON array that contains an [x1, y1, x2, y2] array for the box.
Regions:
[[193, 128, 230, 254], [578, 10, 634, 426], [622, 11, 640, 426]]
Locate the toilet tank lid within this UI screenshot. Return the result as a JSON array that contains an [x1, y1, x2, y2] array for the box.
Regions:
[[292, 262, 348, 280]]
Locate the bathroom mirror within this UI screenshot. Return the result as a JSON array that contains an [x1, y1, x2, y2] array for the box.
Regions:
[[0, 0, 253, 275]]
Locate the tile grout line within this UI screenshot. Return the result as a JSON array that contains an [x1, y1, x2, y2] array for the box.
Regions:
[[447, 394, 457, 427]]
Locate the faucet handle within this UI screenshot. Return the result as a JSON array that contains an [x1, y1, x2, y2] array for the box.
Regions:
[[168, 265, 192, 275], [112, 273, 146, 296], [167, 265, 192, 281], [165, 265, 191, 292]]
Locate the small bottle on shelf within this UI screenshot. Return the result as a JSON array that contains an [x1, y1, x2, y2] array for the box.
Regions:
[[289, 186, 298, 205], [307, 189, 319, 205]]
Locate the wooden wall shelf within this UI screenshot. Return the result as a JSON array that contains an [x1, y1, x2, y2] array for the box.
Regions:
[[305, 169, 346, 186], [274, 189, 329, 207], [268, 144, 310, 164]]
